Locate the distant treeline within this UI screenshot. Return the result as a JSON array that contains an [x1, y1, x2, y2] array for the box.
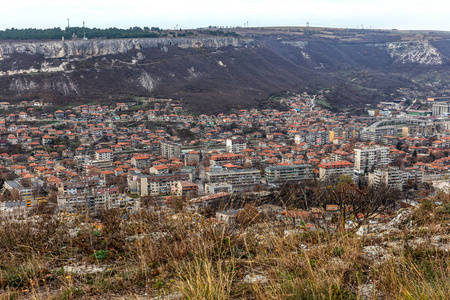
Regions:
[[0, 27, 239, 41], [0, 27, 164, 41], [199, 30, 239, 37]]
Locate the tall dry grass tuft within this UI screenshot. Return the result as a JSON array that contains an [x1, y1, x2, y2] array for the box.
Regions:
[[376, 242, 450, 299], [175, 257, 237, 299]]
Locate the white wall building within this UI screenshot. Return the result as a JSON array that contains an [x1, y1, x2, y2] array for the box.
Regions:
[[354, 146, 390, 174], [226, 138, 247, 153], [318, 161, 354, 180], [95, 149, 113, 161]]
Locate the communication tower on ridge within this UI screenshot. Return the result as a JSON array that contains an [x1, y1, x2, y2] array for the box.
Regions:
[[83, 21, 88, 40]]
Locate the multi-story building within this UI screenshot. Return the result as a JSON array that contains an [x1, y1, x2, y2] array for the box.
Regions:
[[368, 167, 404, 190], [128, 172, 190, 196], [184, 150, 201, 165], [296, 130, 329, 146], [210, 153, 245, 166], [403, 168, 424, 185], [402, 125, 436, 138], [57, 181, 92, 213], [81, 159, 113, 176], [4, 180, 35, 204], [362, 119, 435, 142], [265, 164, 312, 183], [329, 129, 358, 143], [92, 187, 124, 212], [0, 201, 27, 218], [95, 149, 113, 161], [361, 127, 398, 143], [59, 187, 126, 215], [318, 161, 354, 180], [432, 101, 450, 116], [58, 181, 90, 196], [226, 138, 247, 153], [332, 150, 352, 162], [171, 181, 199, 199], [204, 182, 233, 194], [131, 154, 152, 169], [206, 168, 261, 191], [160, 141, 182, 159], [354, 146, 390, 174]]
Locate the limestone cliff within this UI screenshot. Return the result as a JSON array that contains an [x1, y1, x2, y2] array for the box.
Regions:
[[382, 41, 443, 65], [0, 37, 251, 60]]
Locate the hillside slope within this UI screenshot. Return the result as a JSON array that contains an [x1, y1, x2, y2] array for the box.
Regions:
[[0, 29, 450, 112]]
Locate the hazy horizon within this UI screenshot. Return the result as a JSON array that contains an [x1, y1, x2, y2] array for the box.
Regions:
[[2, 0, 450, 32]]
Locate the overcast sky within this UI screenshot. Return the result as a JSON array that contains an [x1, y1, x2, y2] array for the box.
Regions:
[[2, 0, 450, 31]]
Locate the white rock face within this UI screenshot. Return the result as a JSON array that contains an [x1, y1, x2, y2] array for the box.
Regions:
[[0, 37, 252, 82], [0, 37, 252, 60], [186, 67, 202, 80], [139, 71, 157, 92], [41, 76, 79, 95], [383, 41, 442, 65], [282, 41, 308, 49], [9, 78, 39, 92], [301, 51, 311, 60]]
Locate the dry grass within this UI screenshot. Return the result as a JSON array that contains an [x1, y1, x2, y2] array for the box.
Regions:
[[0, 194, 448, 299]]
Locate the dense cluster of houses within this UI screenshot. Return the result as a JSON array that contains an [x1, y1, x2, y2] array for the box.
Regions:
[[0, 94, 449, 225]]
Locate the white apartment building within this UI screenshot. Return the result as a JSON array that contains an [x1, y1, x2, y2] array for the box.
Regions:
[[205, 182, 233, 194], [206, 168, 260, 191], [226, 138, 247, 153], [93, 187, 123, 210], [95, 149, 113, 161], [160, 141, 182, 159], [354, 146, 390, 174], [265, 164, 313, 183], [318, 161, 354, 180], [368, 167, 404, 190], [128, 172, 190, 196], [432, 101, 450, 116]]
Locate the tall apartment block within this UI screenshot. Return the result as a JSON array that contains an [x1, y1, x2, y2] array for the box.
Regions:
[[354, 146, 390, 174]]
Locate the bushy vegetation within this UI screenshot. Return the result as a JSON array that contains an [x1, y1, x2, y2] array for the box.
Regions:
[[0, 27, 241, 41], [198, 30, 239, 37], [0, 27, 164, 41]]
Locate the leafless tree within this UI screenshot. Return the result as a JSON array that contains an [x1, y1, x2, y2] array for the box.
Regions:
[[316, 177, 399, 230]]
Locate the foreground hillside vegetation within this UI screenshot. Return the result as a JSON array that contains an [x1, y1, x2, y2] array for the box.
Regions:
[[0, 192, 449, 299]]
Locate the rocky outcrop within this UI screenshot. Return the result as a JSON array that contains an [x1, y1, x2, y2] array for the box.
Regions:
[[286, 39, 444, 65], [0, 37, 253, 60], [383, 41, 443, 65]]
